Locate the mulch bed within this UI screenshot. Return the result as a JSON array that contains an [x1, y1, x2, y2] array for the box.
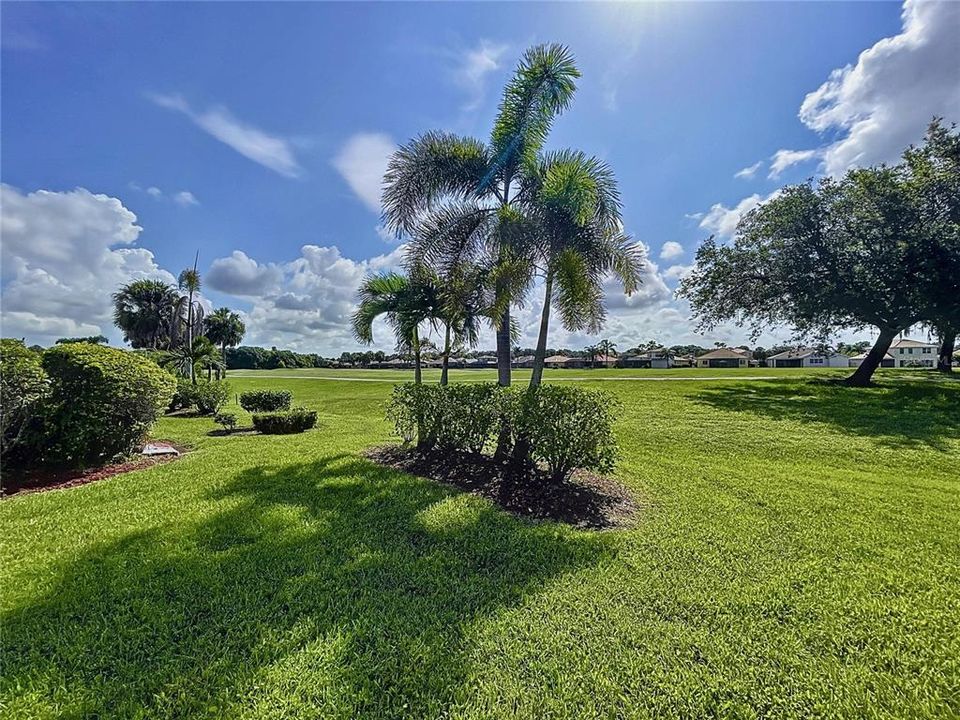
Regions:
[[2, 442, 188, 498], [364, 445, 640, 530]]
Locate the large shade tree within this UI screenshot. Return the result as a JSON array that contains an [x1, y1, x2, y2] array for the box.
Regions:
[[204, 308, 246, 374], [112, 279, 180, 349], [679, 121, 960, 386], [381, 43, 580, 388], [352, 271, 440, 384]]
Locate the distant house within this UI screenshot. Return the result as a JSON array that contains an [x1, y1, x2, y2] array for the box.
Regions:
[[696, 347, 750, 368], [620, 347, 674, 369], [543, 354, 585, 369], [767, 348, 850, 368], [512, 355, 535, 368], [849, 352, 895, 368], [591, 354, 618, 368], [888, 338, 938, 368]]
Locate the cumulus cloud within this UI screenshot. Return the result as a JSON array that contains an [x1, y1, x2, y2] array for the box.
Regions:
[[206, 250, 283, 297], [768, 148, 819, 178], [173, 191, 199, 207], [798, 0, 959, 175], [131, 183, 199, 207], [734, 161, 763, 180], [663, 264, 694, 281], [699, 191, 779, 237], [0, 185, 176, 345], [456, 40, 507, 111], [332, 133, 397, 212], [659, 241, 684, 260], [148, 93, 303, 178]]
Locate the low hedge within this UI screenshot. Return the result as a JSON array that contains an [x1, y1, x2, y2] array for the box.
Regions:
[[37, 343, 176, 467], [386, 382, 620, 482], [240, 389, 292, 413], [0, 339, 50, 464], [252, 407, 317, 434]]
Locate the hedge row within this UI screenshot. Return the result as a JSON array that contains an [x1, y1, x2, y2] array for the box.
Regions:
[[252, 408, 317, 434], [386, 383, 620, 482]]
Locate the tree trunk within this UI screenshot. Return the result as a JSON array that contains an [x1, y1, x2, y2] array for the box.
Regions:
[[845, 327, 898, 387], [440, 323, 451, 386], [187, 291, 195, 383], [529, 271, 553, 389], [413, 326, 422, 385], [222, 344, 228, 377], [496, 307, 512, 387], [938, 328, 956, 374]]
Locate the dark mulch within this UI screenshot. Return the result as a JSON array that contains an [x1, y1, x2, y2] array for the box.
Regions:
[[2, 442, 188, 498], [364, 445, 640, 530], [206, 428, 260, 437]]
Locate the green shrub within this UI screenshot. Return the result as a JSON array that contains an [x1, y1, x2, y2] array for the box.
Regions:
[[513, 385, 620, 482], [37, 343, 176, 467], [252, 407, 317, 434], [0, 339, 50, 464], [239, 389, 292, 412], [214, 412, 237, 432], [386, 383, 506, 453], [194, 381, 230, 415], [168, 376, 197, 411]]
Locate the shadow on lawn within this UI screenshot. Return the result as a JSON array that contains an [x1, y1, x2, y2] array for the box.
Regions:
[[695, 377, 960, 450], [1, 454, 612, 717]]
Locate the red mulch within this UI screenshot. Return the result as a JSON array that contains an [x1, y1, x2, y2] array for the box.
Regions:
[[363, 444, 640, 530], [2, 442, 188, 498]]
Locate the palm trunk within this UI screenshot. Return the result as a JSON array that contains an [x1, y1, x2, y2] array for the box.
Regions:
[[222, 343, 228, 377], [845, 327, 898, 387], [529, 271, 553, 389], [412, 326, 422, 385], [496, 308, 512, 387], [187, 291, 196, 384], [440, 322, 451, 386], [937, 328, 955, 374]]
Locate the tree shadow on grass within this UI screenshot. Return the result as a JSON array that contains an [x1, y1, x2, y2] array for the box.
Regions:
[[1, 454, 612, 718], [694, 378, 960, 451]]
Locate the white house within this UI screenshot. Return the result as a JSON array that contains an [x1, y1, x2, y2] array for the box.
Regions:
[[888, 338, 938, 368], [849, 352, 895, 368], [766, 348, 850, 368]]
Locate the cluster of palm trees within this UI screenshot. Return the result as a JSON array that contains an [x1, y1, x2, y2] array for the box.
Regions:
[[584, 339, 618, 368], [352, 43, 642, 392], [112, 256, 245, 383]]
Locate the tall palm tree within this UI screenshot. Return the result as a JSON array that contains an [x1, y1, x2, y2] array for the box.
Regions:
[[204, 308, 246, 375], [161, 336, 220, 384], [382, 43, 580, 389], [597, 339, 618, 364], [584, 344, 599, 369], [176, 253, 202, 382], [432, 261, 491, 385], [524, 151, 641, 388], [352, 272, 439, 384], [112, 279, 179, 349]]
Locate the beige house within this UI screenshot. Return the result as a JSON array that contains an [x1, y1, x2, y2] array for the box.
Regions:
[[696, 347, 751, 368]]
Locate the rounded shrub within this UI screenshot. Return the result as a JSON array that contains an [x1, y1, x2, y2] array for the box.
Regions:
[[386, 383, 504, 452], [168, 376, 197, 411], [38, 343, 176, 467], [239, 389, 292, 413], [194, 381, 230, 415], [0, 339, 50, 464], [252, 407, 317, 435]]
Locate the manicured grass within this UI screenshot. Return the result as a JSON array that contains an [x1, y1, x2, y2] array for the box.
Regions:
[[2, 371, 958, 718]]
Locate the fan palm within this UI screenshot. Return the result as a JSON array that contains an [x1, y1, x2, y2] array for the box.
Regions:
[[204, 308, 246, 375], [382, 43, 580, 388], [523, 151, 641, 387], [352, 272, 440, 384], [112, 279, 179, 349], [161, 336, 220, 385]]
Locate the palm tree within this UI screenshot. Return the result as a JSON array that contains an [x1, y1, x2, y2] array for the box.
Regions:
[[433, 261, 491, 385], [597, 338, 618, 365], [584, 344, 599, 369], [176, 253, 202, 381], [382, 44, 580, 389], [352, 272, 440, 384], [112, 279, 179, 349], [204, 308, 245, 375], [161, 336, 220, 384], [524, 151, 641, 388]]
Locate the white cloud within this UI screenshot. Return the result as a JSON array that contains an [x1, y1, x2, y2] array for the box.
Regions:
[[663, 264, 694, 281], [147, 93, 303, 178], [332, 133, 397, 213], [768, 148, 819, 178], [684, 212, 703, 221], [206, 250, 283, 297], [173, 190, 199, 207], [146, 186, 163, 198], [734, 161, 763, 180], [659, 241, 684, 260], [699, 191, 780, 237], [797, 0, 960, 175], [0, 185, 176, 345], [456, 40, 508, 111]]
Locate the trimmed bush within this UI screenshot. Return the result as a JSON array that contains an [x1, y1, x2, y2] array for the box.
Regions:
[[214, 413, 237, 432], [37, 343, 176, 467], [240, 389, 292, 413], [513, 385, 620, 482], [194, 381, 230, 415], [387, 383, 504, 452], [0, 339, 50, 464], [252, 407, 317, 434], [168, 377, 197, 411]]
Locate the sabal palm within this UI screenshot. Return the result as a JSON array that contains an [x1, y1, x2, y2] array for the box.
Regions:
[[204, 308, 246, 373], [112, 279, 179, 349], [352, 272, 440, 384], [382, 43, 580, 388], [523, 151, 641, 387]]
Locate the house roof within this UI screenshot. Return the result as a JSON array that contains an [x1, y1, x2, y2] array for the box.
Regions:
[[890, 338, 938, 349], [768, 347, 844, 360], [513, 355, 535, 363], [851, 352, 894, 360], [698, 347, 749, 360], [544, 355, 571, 363]]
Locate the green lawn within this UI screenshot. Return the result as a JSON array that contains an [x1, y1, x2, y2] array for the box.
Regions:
[[2, 370, 958, 718]]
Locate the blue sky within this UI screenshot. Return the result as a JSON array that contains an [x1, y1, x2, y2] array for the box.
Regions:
[[3, 1, 958, 352]]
